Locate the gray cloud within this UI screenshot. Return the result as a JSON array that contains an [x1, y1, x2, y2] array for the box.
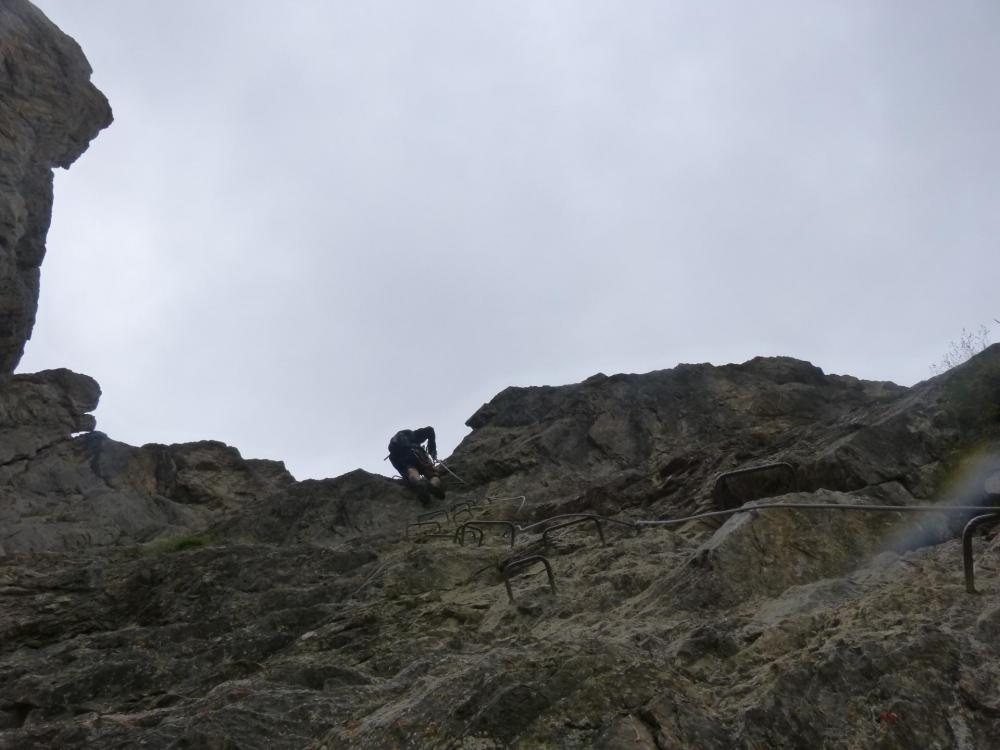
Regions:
[[25, 0, 1000, 479]]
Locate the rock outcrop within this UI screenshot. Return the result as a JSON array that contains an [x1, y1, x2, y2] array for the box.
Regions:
[[4, 3, 1000, 749], [449, 350, 1000, 523], [0, 368, 99, 463], [0, 0, 112, 375], [0, 430, 296, 555]]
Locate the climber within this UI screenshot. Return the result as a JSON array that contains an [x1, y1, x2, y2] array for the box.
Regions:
[[387, 426, 445, 503]]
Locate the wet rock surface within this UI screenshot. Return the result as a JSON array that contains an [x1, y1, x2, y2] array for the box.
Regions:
[[4, 2, 1000, 748]]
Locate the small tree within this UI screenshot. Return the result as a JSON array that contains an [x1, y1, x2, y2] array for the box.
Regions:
[[930, 323, 993, 374]]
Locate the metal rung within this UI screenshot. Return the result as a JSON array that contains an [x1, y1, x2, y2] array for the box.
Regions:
[[450, 501, 477, 522], [453, 524, 484, 547], [502, 555, 556, 602], [456, 520, 516, 548], [964, 512, 1000, 593]]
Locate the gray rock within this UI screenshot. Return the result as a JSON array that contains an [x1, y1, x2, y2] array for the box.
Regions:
[[448, 347, 1000, 527], [6, 4, 1000, 747], [0, 0, 112, 375], [0, 368, 99, 463], [2, 348, 997, 747], [0, 431, 296, 554]]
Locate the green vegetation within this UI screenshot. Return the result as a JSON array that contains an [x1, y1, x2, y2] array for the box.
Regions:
[[141, 533, 214, 555]]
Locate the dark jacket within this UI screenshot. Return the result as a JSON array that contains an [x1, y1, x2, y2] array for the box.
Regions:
[[387, 427, 437, 463]]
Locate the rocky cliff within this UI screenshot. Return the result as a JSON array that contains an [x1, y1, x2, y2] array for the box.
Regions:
[[3, 4, 1000, 749], [2, 346, 999, 749], [0, 0, 112, 375]]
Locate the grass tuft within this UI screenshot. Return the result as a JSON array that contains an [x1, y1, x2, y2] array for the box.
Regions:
[[141, 533, 214, 555]]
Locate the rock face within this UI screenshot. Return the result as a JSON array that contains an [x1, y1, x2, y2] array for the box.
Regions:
[[1, 348, 998, 748], [0, 430, 296, 555], [5, 3, 1000, 748], [0, 0, 112, 375], [0, 367, 296, 556], [0, 368, 99, 463], [450, 351, 1000, 523]]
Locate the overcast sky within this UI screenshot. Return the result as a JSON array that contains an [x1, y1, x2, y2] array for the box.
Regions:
[[22, 1, 1000, 480]]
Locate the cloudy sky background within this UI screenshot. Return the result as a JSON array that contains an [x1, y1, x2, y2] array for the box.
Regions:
[[23, 1, 1000, 480]]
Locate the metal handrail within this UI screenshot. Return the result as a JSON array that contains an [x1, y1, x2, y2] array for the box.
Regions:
[[453, 487, 1000, 594], [518, 513, 637, 533], [485, 495, 527, 513], [502, 555, 556, 601], [435, 458, 466, 484], [713, 462, 797, 509], [542, 516, 607, 548], [963, 513, 1000, 593], [636, 502, 1000, 527]]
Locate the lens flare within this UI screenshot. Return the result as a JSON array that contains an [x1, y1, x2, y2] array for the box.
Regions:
[[889, 447, 1000, 553]]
